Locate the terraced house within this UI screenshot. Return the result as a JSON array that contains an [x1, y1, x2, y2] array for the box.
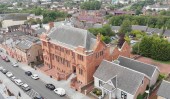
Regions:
[[40, 24, 130, 91]]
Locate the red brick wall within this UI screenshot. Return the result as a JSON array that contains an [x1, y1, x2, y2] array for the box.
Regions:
[[134, 77, 150, 99], [112, 41, 131, 60]]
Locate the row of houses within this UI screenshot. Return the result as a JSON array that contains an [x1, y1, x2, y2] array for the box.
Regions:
[[112, 25, 170, 39]]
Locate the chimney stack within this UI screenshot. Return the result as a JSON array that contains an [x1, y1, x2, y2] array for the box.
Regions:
[[49, 22, 54, 30]]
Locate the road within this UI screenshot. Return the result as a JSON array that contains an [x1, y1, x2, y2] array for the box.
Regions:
[[0, 58, 68, 99]]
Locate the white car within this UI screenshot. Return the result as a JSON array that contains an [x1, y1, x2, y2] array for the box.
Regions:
[[31, 74, 39, 80], [0, 66, 3, 71], [12, 63, 18, 67], [54, 88, 66, 96], [15, 79, 23, 86], [6, 72, 13, 77], [11, 76, 16, 82]]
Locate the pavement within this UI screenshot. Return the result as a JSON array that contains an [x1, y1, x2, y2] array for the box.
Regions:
[[1, 48, 90, 99]]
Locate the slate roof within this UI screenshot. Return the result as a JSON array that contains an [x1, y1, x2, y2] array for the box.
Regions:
[[118, 56, 158, 78], [94, 60, 144, 95], [157, 80, 170, 99], [47, 26, 97, 51], [102, 83, 115, 91], [16, 36, 40, 51], [163, 29, 170, 37], [132, 25, 147, 32]]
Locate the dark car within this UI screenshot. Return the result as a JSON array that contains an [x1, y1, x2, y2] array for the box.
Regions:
[[45, 84, 55, 90], [33, 95, 44, 99], [2, 69, 8, 74], [25, 71, 32, 76]]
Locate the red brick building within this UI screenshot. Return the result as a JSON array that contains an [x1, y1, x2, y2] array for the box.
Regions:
[[40, 24, 130, 91]]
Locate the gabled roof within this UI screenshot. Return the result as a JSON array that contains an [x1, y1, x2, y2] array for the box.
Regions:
[[118, 56, 159, 78], [157, 80, 170, 99], [94, 60, 144, 95], [132, 25, 147, 32], [47, 26, 97, 51]]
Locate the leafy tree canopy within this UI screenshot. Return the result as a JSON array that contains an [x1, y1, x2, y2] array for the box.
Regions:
[[80, 1, 101, 10]]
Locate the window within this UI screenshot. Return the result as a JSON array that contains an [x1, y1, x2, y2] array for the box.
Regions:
[[99, 80, 102, 87], [79, 68, 83, 75], [121, 91, 127, 99], [78, 54, 84, 61]]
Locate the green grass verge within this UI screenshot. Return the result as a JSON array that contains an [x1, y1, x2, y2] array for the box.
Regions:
[[154, 60, 170, 64]]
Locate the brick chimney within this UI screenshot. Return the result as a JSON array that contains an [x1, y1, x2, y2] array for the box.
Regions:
[[49, 22, 54, 30]]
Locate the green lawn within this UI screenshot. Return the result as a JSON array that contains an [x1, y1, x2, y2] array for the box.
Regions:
[[154, 60, 170, 64]]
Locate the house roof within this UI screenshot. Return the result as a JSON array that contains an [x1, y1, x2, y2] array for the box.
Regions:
[[111, 26, 120, 31], [163, 29, 170, 37], [118, 56, 159, 78], [94, 60, 144, 95], [47, 26, 97, 51], [4, 13, 29, 21], [33, 28, 46, 35], [132, 25, 147, 32], [146, 28, 163, 35], [102, 83, 115, 91], [157, 80, 170, 99], [16, 36, 40, 51]]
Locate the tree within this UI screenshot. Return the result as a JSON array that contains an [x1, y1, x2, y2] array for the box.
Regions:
[[0, 21, 2, 28], [80, 1, 101, 10], [119, 19, 132, 34], [101, 35, 111, 44]]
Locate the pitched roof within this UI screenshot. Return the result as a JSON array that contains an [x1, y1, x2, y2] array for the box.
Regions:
[[132, 25, 147, 32], [16, 36, 40, 51], [94, 60, 144, 95], [33, 28, 46, 35], [157, 80, 170, 98], [47, 26, 97, 51], [118, 56, 159, 78], [102, 83, 115, 91]]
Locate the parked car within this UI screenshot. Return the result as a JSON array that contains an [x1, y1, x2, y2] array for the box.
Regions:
[[31, 74, 39, 80], [6, 72, 13, 78], [11, 76, 16, 82], [5, 57, 10, 62], [1, 55, 6, 60], [0, 66, 3, 71], [12, 63, 18, 67], [45, 84, 55, 90], [2, 69, 8, 74], [33, 95, 44, 99], [21, 83, 31, 92], [15, 79, 23, 86], [54, 88, 66, 97], [25, 71, 32, 76]]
